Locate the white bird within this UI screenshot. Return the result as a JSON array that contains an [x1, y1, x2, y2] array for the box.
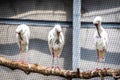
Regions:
[[16, 24, 30, 64], [48, 24, 64, 69], [93, 16, 108, 70]]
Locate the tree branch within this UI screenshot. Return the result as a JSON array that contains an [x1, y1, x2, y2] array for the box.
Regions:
[[0, 56, 120, 79]]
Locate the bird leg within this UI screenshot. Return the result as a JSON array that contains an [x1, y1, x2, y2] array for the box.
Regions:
[[16, 41, 23, 63], [46, 57, 54, 69], [23, 46, 29, 64], [16, 54, 22, 63], [19, 41, 22, 52], [102, 49, 105, 61], [96, 49, 99, 70], [46, 48, 55, 69], [55, 48, 61, 70], [51, 48, 61, 70], [53, 55, 61, 70], [99, 49, 106, 70], [52, 57, 55, 69], [101, 49, 106, 70], [51, 48, 55, 69], [23, 52, 28, 64]]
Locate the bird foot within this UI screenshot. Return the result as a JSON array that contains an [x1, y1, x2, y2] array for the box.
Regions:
[[94, 67, 107, 71], [46, 66, 55, 69], [16, 60, 28, 64], [94, 67, 100, 71], [54, 66, 61, 70], [16, 60, 23, 63], [92, 68, 99, 73], [23, 61, 28, 64], [103, 68, 107, 71], [46, 66, 61, 70], [96, 68, 99, 71]]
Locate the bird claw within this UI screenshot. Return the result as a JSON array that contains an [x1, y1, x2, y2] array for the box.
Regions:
[[16, 60, 28, 64], [103, 68, 107, 71], [23, 61, 28, 64], [46, 66, 61, 70], [54, 66, 61, 70], [95, 68, 99, 71], [94, 67, 107, 71], [16, 60, 23, 63], [46, 66, 54, 69], [93, 67, 100, 71]]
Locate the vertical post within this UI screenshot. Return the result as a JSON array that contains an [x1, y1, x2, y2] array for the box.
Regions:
[[72, 0, 81, 76]]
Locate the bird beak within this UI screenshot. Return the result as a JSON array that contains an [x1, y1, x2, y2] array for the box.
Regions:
[[16, 32, 23, 40], [94, 23, 101, 38], [57, 31, 60, 36], [16, 32, 20, 35]]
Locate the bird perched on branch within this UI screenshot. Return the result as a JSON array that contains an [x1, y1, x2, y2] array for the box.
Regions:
[[93, 16, 108, 70], [48, 24, 64, 70], [16, 24, 30, 64]]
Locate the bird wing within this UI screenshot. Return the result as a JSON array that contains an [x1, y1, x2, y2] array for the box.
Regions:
[[17, 28, 30, 52], [58, 32, 64, 54], [93, 30, 108, 50], [60, 32, 64, 45], [48, 30, 54, 54], [53, 33, 64, 56], [93, 31, 99, 45], [101, 31, 108, 49]]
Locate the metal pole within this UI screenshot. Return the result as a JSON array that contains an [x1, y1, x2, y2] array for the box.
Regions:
[[72, 0, 81, 79]]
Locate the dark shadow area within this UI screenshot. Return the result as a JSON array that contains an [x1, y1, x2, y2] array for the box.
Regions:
[[81, 0, 120, 22], [0, 66, 14, 73], [29, 38, 49, 54], [62, 28, 72, 70], [0, 0, 119, 23], [0, 0, 119, 18], [0, 43, 19, 56], [81, 47, 120, 65], [82, 0, 120, 13], [0, 32, 72, 70], [0, 0, 73, 21], [82, 10, 120, 18], [0, 38, 49, 56], [30, 27, 73, 70]]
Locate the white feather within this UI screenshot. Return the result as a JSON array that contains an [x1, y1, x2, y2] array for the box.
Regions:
[[93, 29, 108, 50], [16, 24, 30, 52], [93, 16, 108, 50], [48, 24, 64, 57]]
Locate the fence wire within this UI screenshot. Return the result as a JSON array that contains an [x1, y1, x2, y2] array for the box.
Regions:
[[0, 0, 119, 80], [0, 24, 72, 80]]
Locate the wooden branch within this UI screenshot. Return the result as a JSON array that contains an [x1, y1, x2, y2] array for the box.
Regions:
[[0, 56, 120, 79]]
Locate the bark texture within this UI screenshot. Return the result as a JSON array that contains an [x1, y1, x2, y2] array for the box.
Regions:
[[0, 56, 119, 80]]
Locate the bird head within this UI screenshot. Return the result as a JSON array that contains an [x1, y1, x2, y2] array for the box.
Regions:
[[93, 16, 102, 38], [93, 16, 102, 27], [16, 24, 26, 35], [54, 24, 62, 36]]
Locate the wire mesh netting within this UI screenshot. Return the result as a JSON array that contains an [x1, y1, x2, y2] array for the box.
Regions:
[[81, 0, 120, 80], [80, 27, 120, 69], [0, 0, 120, 80], [0, 0, 73, 21], [81, 0, 120, 22], [0, 0, 73, 79], [0, 24, 72, 80]]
